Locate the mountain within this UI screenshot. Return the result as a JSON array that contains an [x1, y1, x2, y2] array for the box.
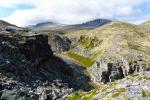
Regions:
[[29, 19, 111, 32], [73, 18, 111, 28], [28, 21, 65, 32], [34, 22, 55, 27], [0, 20, 16, 28], [30, 22, 60, 28], [83, 19, 111, 27]]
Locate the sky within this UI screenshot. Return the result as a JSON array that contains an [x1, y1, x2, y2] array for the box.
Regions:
[[0, 0, 150, 27]]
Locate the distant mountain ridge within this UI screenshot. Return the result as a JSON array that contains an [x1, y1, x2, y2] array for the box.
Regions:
[[76, 19, 111, 28], [32, 22, 57, 28], [0, 20, 16, 28], [29, 18, 112, 32]]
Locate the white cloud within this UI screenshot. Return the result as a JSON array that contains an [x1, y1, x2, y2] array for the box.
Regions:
[[0, 0, 29, 8], [1, 0, 150, 26]]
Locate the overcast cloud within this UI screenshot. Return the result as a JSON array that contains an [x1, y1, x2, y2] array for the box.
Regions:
[[0, 0, 150, 26]]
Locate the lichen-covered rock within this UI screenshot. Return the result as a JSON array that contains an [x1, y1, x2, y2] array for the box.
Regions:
[[89, 55, 149, 84], [67, 71, 150, 100], [0, 33, 92, 99], [0, 33, 53, 81], [19, 34, 53, 63], [0, 79, 73, 100], [48, 33, 71, 52]]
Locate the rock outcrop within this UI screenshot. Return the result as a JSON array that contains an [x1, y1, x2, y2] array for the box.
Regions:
[[48, 33, 71, 52], [0, 33, 92, 100], [0, 78, 73, 100], [95, 71, 150, 100], [67, 71, 150, 100], [90, 55, 149, 84]]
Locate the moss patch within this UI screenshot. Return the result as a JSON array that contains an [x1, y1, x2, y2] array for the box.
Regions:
[[142, 90, 150, 97], [66, 51, 100, 67], [138, 76, 150, 80], [67, 90, 97, 100], [80, 36, 102, 49], [67, 92, 82, 100], [111, 88, 126, 98]]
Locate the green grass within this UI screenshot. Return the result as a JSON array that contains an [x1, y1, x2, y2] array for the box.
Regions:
[[80, 36, 102, 49], [67, 92, 81, 100], [146, 67, 150, 71], [142, 90, 150, 97], [67, 90, 97, 100], [101, 82, 118, 92], [67, 51, 100, 67], [112, 88, 126, 98], [138, 76, 150, 80], [20, 31, 27, 36]]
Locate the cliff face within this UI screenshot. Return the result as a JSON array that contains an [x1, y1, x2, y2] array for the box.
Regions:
[[0, 34, 53, 81], [0, 33, 92, 100], [90, 56, 147, 84], [48, 33, 71, 52]]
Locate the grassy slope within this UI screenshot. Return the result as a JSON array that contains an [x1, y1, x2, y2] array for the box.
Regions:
[[66, 51, 100, 67], [138, 20, 150, 32], [64, 21, 150, 67]]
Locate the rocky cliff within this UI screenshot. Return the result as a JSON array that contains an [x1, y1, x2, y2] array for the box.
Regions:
[[48, 33, 71, 52], [0, 32, 92, 100]]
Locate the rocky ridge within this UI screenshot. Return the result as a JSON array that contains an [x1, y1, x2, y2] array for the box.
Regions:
[[0, 31, 92, 100]]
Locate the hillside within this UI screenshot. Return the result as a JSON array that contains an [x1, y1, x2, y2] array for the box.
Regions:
[[139, 20, 150, 32], [0, 20, 16, 28], [0, 20, 150, 100], [64, 21, 150, 66], [63, 21, 150, 99]]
